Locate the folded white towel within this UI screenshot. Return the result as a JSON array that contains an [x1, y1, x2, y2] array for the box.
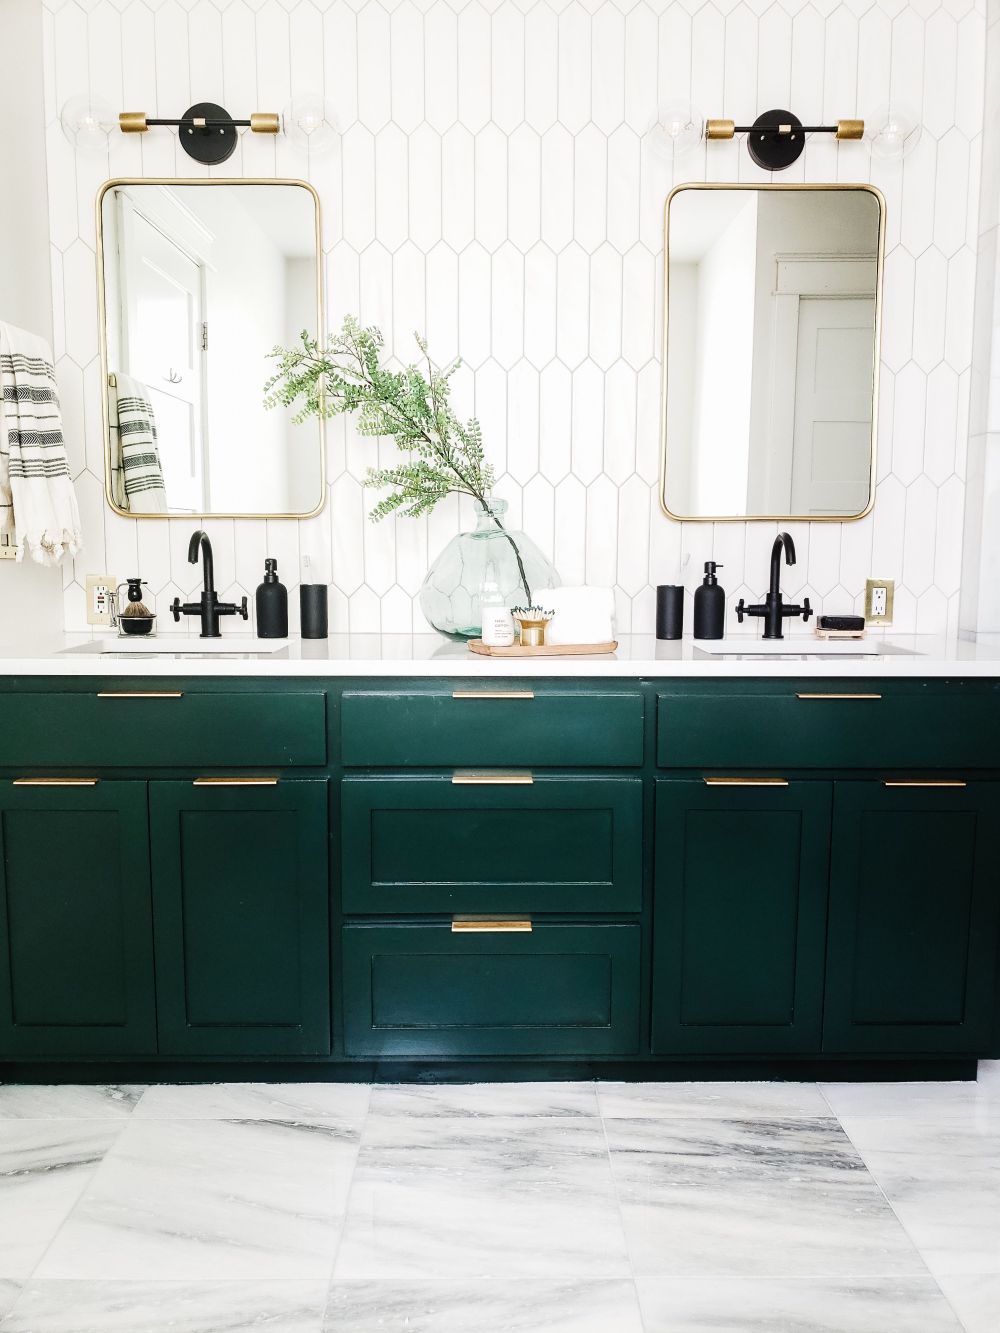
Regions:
[[109, 372, 168, 513], [0, 321, 83, 565], [546, 586, 615, 645]]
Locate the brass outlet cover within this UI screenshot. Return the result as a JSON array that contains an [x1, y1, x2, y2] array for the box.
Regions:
[[864, 578, 894, 625]]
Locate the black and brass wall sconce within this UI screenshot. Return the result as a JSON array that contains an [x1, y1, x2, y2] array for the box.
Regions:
[[706, 109, 864, 170], [119, 102, 279, 165]]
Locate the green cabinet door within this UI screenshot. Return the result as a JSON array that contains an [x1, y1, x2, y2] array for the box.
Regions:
[[149, 780, 330, 1056], [0, 781, 156, 1056], [824, 781, 1000, 1054], [652, 779, 832, 1054]]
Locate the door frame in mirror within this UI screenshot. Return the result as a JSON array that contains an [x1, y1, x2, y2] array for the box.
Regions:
[[95, 177, 326, 521], [659, 181, 886, 524]]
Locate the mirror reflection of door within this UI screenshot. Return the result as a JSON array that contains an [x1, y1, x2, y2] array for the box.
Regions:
[[790, 297, 876, 515], [99, 180, 324, 519], [118, 199, 207, 512], [662, 186, 883, 522]]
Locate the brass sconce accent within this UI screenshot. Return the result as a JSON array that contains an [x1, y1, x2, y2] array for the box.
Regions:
[[119, 102, 279, 165], [706, 108, 865, 169]]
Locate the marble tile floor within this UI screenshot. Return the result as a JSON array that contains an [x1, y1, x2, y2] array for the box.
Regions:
[[1, 1070, 999, 1331]]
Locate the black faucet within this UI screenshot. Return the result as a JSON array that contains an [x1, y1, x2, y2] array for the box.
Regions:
[[735, 532, 812, 640], [170, 529, 248, 638]]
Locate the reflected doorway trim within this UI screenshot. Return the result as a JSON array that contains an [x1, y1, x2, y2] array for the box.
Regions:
[[95, 177, 327, 521], [658, 181, 886, 524]]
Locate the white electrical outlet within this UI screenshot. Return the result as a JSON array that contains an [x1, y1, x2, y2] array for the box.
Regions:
[[86, 574, 117, 626], [865, 578, 894, 626]]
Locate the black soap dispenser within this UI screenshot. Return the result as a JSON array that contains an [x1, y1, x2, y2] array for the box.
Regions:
[[693, 561, 725, 640], [255, 558, 288, 638]]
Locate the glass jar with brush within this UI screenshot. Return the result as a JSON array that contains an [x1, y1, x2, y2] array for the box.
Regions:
[[113, 579, 157, 636]]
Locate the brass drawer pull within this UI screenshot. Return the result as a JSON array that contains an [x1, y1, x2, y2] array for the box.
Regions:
[[883, 780, 967, 789], [796, 693, 882, 701], [452, 771, 533, 785], [452, 919, 533, 933], [13, 777, 100, 787], [451, 690, 535, 700], [97, 691, 184, 699], [192, 777, 279, 786], [704, 777, 789, 787]]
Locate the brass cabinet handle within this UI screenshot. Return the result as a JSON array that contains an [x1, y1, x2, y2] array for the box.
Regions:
[[451, 919, 533, 933], [704, 777, 789, 787], [12, 777, 100, 786], [97, 691, 184, 699], [451, 690, 535, 700], [883, 780, 967, 789], [452, 771, 533, 785], [796, 693, 882, 701], [192, 777, 279, 786]]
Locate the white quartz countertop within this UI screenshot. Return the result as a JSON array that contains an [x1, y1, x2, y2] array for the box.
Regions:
[[1, 630, 1000, 677]]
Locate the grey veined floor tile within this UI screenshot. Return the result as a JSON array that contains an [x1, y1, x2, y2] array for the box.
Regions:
[[333, 1116, 630, 1279], [635, 1277, 964, 1332], [607, 1116, 928, 1279], [0, 1120, 122, 1280], [33, 1117, 360, 1281], [935, 1273, 1000, 1333], [0, 1086, 145, 1120], [322, 1279, 644, 1332], [597, 1080, 833, 1121], [132, 1082, 371, 1122], [368, 1081, 600, 1119], [1, 1280, 328, 1332]]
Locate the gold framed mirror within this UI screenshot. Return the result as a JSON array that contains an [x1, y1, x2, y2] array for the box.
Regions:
[[660, 182, 885, 523], [96, 177, 325, 519]]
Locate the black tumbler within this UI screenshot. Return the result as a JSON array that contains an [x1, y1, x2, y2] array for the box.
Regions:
[[299, 584, 329, 639], [656, 585, 684, 640]]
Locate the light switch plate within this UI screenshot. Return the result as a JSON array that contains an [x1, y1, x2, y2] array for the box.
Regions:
[[865, 578, 894, 625]]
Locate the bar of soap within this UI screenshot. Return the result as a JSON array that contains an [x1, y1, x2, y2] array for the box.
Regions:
[[819, 614, 865, 631]]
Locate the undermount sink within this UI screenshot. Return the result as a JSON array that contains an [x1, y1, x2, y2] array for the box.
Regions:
[[694, 637, 910, 657], [60, 636, 290, 656]]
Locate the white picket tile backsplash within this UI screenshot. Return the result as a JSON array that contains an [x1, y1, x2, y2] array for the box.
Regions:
[[42, 0, 988, 636]]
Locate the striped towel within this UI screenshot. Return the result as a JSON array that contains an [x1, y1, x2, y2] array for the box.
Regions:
[[0, 321, 83, 565], [109, 372, 167, 513]]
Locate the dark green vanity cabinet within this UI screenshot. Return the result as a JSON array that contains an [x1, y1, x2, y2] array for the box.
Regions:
[[149, 780, 330, 1056], [823, 781, 1000, 1054], [1, 673, 1000, 1076], [651, 780, 832, 1054], [341, 775, 642, 915], [343, 922, 641, 1057], [0, 782, 156, 1056]]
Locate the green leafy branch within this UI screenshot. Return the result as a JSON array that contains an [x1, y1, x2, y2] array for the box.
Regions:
[[265, 317, 531, 601]]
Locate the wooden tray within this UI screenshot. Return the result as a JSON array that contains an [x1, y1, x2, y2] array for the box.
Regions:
[[814, 627, 866, 640], [468, 639, 618, 657]]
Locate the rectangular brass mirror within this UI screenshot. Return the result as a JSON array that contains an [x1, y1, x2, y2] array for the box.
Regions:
[[661, 183, 885, 522], [97, 178, 324, 519]]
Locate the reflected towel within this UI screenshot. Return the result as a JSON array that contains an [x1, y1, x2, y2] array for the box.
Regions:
[[110, 372, 168, 513], [0, 321, 83, 565]]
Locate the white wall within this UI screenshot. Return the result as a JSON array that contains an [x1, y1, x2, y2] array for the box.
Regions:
[[690, 198, 757, 515], [0, 0, 62, 638], [960, 0, 1000, 637], [40, 0, 988, 637]]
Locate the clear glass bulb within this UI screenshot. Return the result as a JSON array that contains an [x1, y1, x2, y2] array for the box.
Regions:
[[867, 105, 922, 161], [60, 95, 115, 153], [282, 96, 338, 155], [646, 103, 704, 163]]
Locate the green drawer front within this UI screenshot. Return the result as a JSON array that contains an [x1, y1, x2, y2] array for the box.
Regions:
[[342, 776, 642, 914], [343, 922, 641, 1057], [0, 690, 326, 769], [340, 689, 644, 767], [657, 687, 1000, 770]]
